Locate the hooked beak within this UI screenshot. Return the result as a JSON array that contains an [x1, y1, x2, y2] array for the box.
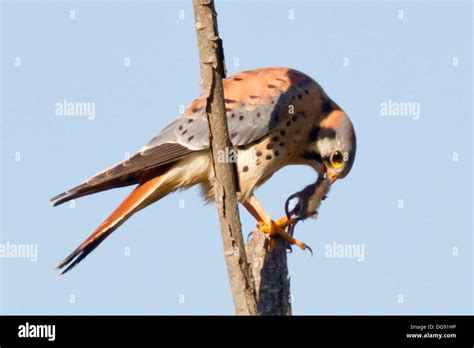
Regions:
[[323, 164, 338, 184]]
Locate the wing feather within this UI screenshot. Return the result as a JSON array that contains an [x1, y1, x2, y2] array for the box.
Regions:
[[50, 143, 191, 206], [51, 67, 321, 206]]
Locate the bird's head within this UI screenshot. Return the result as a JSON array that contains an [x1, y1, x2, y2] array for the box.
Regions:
[[304, 109, 356, 183]]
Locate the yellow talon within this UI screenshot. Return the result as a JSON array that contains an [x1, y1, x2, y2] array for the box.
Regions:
[[257, 220, 275, 234], [256, 217, 309, 251], [274, 216, 296, 229]]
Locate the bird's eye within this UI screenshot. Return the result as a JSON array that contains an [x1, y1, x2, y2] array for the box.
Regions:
[[330, 150, 344, 169]]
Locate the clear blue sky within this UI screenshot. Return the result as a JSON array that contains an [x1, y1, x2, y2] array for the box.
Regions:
[[1, 0, 472, 314]]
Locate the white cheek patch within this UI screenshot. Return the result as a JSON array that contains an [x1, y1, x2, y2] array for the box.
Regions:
[[316, 138, 342, 158]]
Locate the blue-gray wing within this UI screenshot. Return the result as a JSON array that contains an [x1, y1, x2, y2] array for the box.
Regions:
[[51, 67, 319, 206]]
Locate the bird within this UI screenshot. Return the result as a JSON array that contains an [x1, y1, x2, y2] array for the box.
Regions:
[[51, 67, 357, 274]]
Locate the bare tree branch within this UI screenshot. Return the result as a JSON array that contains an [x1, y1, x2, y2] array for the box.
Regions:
[[246, 233, 292, 315], [193, 0, 331, 316], [192, 0, 258, 315]]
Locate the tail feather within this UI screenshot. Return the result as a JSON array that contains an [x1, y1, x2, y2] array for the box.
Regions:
[[50, 180, 131, 207], [50, 165, 168, 207], [56, 173, 166, 275]]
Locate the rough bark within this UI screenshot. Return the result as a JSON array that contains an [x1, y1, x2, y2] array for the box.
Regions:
[[192, 0, 258, 315], [246, 232, 292, 315]]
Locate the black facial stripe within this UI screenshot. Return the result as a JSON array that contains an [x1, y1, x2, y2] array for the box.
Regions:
[[322, 100, 333, 114], [309, 127, 336, 142], [301, 151, 323, 163]]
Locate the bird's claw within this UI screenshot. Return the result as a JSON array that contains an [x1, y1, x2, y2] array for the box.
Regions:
[[286, 236, 313, 254], [256, 217, 296, 234], [256, 217, 309, 253], [293, 238, 313, 255]]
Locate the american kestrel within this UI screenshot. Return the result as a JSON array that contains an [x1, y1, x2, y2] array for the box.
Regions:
[[51, 67, 357, 274]]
